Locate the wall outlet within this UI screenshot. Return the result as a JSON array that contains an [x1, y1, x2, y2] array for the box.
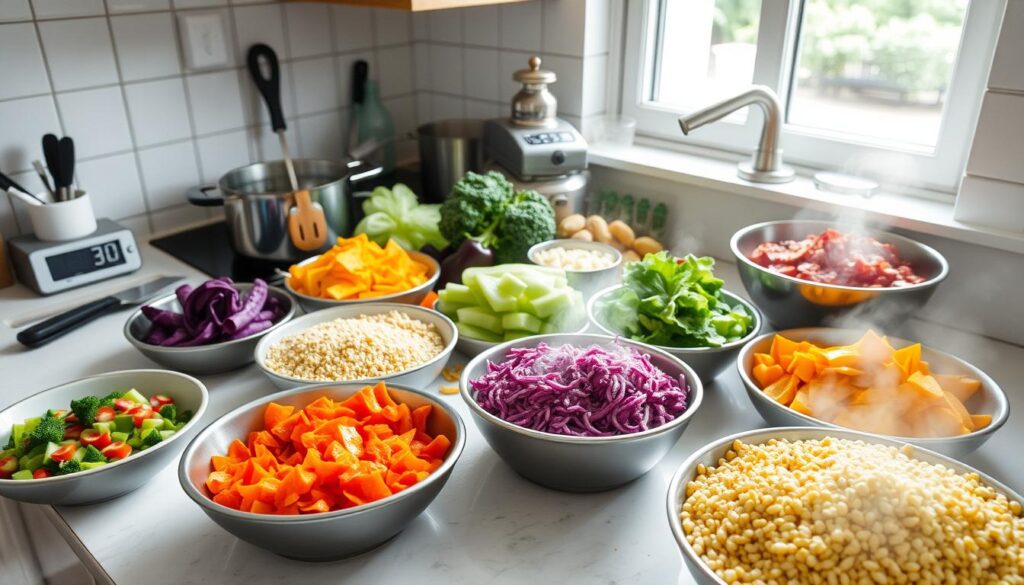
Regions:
[[178, 11, 231, 71]]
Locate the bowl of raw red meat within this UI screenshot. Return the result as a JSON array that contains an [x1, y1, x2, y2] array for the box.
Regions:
[[730, 220, 948, 328]]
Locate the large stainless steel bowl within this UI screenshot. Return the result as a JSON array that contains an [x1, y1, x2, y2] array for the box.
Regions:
[[736, 328, 1009, 457], [0, 370, 208, 506], [433, 299, 591, 359], [460, 333, 704, 492], [179, 382, 465, 561], [666, 427, 1024, 585], [730, 220, 948, 329], [527, 239, 623, 300], [587, 285, 762, 381], [254, 302, 457, 390], [284, 250, 440, 313], [123, 283, 296, 375]]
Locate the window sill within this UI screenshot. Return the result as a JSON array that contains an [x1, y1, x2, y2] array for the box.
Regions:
[[588, 141, 1024, 255]]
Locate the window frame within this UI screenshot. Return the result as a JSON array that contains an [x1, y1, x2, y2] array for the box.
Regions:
[[620, 0, 1005, 194]]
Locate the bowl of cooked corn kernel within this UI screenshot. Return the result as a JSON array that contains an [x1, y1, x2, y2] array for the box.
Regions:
[[667, 427, 1024, 585]]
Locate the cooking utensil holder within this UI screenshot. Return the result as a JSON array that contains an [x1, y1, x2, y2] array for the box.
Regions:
[[28, 190, 97, 241]]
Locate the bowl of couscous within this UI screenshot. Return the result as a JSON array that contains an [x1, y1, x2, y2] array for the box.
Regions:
[[253, 303, 457, 390], [667, 427, 1024, 585]]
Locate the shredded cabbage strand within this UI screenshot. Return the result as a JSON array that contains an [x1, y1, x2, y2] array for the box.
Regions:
[[469, 342, 689, 437]]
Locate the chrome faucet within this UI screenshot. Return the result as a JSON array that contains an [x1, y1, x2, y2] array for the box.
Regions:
[[677, 85, 795, 184]]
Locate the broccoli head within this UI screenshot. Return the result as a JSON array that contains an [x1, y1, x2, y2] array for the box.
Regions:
[[57, 459, 82, 475], [82, 445, 106, 463], [142, 430, 163, 448], [438, 171, 514, 246], [158, 404, 177, 421], [70, 396, 102, 426], [27, 416, 65, 448], [493, 191, 556, 264]]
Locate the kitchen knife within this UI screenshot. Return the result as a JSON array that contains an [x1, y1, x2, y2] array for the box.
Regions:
[[17, 276, 184, 348]]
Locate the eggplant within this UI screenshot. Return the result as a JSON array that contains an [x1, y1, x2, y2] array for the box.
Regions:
[[439, 240, 494, 286]]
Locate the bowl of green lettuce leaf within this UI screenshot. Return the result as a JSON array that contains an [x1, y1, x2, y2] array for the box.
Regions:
[[587, 252, 761, 382]]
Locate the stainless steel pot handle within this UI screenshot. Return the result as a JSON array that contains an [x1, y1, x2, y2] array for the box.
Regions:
[[187, 185, 225, 207]]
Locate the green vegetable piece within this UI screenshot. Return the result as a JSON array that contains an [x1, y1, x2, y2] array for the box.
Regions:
[[121, 389, 148, 405], [492, 191, 556, 264], [354, 183, 448, 250], [11, 469, 33, 480], [27, 416, 65, 449], [142, 430, 163, 448], [70, 396, 103, 426], [18, 453, 44, 472], [158, 404, 177, 421], [455, 322, 503, 343], [158, 430, 176, 441], [456, 306, 504, 334], [496, 273, 527, 299], [113, 415, 134, 434], [501, 312, 543, 333], [82, 445, 105, 463], [438, 171, 514, 248], [472, 274, 518, 313], [176, 410, 193, 424], [517, 271, 556, 300], [439, 283, 476, 306], [42, 442, 61, 464], [110, 431, 130, 443], [57, 459, 81, 475], [527, 289, 572, 319], [92, 421, 114, 435], [80, 461, 107, 470], [503, 330, 534, 341]]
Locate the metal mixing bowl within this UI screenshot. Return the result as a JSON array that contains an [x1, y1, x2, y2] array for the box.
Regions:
[[284, 250, 440, 313], [730, 220, 948, 329], [587, 285, 762, 381], [178, 382, 465, 561], [254, 302, 457, 390], [433, 299, 591, 359], [666, 427, 1024, 585], [527, 239, 623, 300], [736, 328, 1009, 457], [460, 333, 704, 492], [0, 370, 208, 506], [123, 283, 296, 375]]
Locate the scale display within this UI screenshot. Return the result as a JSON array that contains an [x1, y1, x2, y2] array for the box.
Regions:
[[45, 240, 127, 281]]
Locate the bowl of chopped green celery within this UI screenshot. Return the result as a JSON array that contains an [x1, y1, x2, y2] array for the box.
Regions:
[[588, 252, 761, 381]]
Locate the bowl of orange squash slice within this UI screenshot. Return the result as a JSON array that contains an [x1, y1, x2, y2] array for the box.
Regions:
[[736, 328, 1008, 457]]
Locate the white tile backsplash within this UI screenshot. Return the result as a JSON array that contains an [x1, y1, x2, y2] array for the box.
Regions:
[[31, 0, 104, 19], [378, 44, 413, 99], [428, 8, 461, 43], [989, 0, 1024, 92], [462, 5, 497, 47], [75, 153, 147, 219], [373, 8, 410, 46], [107, 0, 171, 13], [55, 86, 133, 158], [296, 109, 344, 161], [291, 56, 340, 115], [173, 0, 226, 8], [462, 47, 499, 102], [431, 93, 463, 119], [195, 129, 251, 183], [232, 3, 286, 58], [0, 95, 60, 174], [0, 0, 32, 22], [543, 0, 585, 56], [124, 78, 192, 146], [38, 18, 120, 92], [137, 140, 200, 209], [499, 1, 542, 52], [186, 69, 246, 134], [540, 54, 583, 116], [111, 12, 181, 82], [332, 5, 374, 52], [0, 23, 51, 100], [965, 92, 1024, 184], [285, 2, 332, 59], [429, 44, 463, 94]]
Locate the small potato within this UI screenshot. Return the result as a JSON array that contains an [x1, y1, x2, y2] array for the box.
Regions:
[[558, 214, 586, 238], [608, 220, 635, 247], [571, 229, 594, 241], [622, 250, 642, 263], [585, 215, 613, 243], [633, 236, 663, 256]]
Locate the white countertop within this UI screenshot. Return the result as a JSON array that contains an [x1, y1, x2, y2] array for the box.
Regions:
[[1, 240, 1021, 585]]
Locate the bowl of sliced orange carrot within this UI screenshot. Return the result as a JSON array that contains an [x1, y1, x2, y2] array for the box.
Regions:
[[178, 381, 465, 561], [736, 328, 1008, 457], [284, 234, 440, 313]]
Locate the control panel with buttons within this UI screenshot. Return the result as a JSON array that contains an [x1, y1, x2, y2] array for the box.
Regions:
[[523, 132, 576, 145]]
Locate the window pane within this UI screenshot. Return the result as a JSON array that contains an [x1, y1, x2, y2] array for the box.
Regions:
[[788, 0, 968, 150], [652, 0, 762, 119]]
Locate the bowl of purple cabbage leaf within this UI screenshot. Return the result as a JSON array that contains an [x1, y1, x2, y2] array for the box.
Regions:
[[587, 252, 761, 381], [460, 333, 704, 492], [123, 278, 295, 374]]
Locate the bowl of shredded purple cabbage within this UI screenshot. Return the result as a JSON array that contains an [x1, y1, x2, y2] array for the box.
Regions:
[[460, 333, 704, 492], [123, 278, 295, 374]]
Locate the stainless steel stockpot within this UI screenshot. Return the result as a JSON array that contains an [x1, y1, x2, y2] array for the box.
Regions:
[[188, 158, 380, 262]]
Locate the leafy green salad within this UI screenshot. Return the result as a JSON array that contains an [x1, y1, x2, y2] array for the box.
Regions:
[[596, 252, 754, 348]]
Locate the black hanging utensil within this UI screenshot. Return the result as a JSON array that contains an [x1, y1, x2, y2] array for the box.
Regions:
[[42, 133, 60, 200], [57, 136, 75, 200]]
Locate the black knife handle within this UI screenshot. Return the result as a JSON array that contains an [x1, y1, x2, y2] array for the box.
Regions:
[[17, 297, 121, 348]]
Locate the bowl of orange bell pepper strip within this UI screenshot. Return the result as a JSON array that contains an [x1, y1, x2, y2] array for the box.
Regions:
[[177, 381, 465, 561], [285, 234, 440, 313], [736, 328, 1008, 457]]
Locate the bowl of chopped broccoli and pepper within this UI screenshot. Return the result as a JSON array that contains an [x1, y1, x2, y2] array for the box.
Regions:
[[0, 369, 207, 505]]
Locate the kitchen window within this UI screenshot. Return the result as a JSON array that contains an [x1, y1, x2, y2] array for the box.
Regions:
[[620, 0, 1005, 193]]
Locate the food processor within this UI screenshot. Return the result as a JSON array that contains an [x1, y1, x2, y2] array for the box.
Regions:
[[483, 56, 589, 224]]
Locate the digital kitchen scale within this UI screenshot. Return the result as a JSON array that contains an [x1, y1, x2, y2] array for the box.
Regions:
[[9, 219, 142, 295]]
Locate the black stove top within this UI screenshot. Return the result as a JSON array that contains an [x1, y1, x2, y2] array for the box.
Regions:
[[150, 169, 422, 281]]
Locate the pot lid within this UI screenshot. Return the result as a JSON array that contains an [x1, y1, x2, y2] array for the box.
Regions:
[[513, 56, 556, 85]]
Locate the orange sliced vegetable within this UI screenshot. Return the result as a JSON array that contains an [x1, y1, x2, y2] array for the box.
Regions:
[[204, 382, 451, 515], [287, 234, 431, 301]]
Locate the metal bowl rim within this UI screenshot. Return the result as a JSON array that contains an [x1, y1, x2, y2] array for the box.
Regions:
[[587, 285, 763, 354], [526, 239, 623, 274], [177, 381, 466, 524], [729, 219, 950, 293], [122, 283, 297, 353], [0, 369, 209, 485], [284, 250, 440, 306], [665, 426, 1024, 585], [734, 327, 1011, 444], [218, 158, 358, 197], [253, 302, 458, 386], [458, 332, 705, 444]]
